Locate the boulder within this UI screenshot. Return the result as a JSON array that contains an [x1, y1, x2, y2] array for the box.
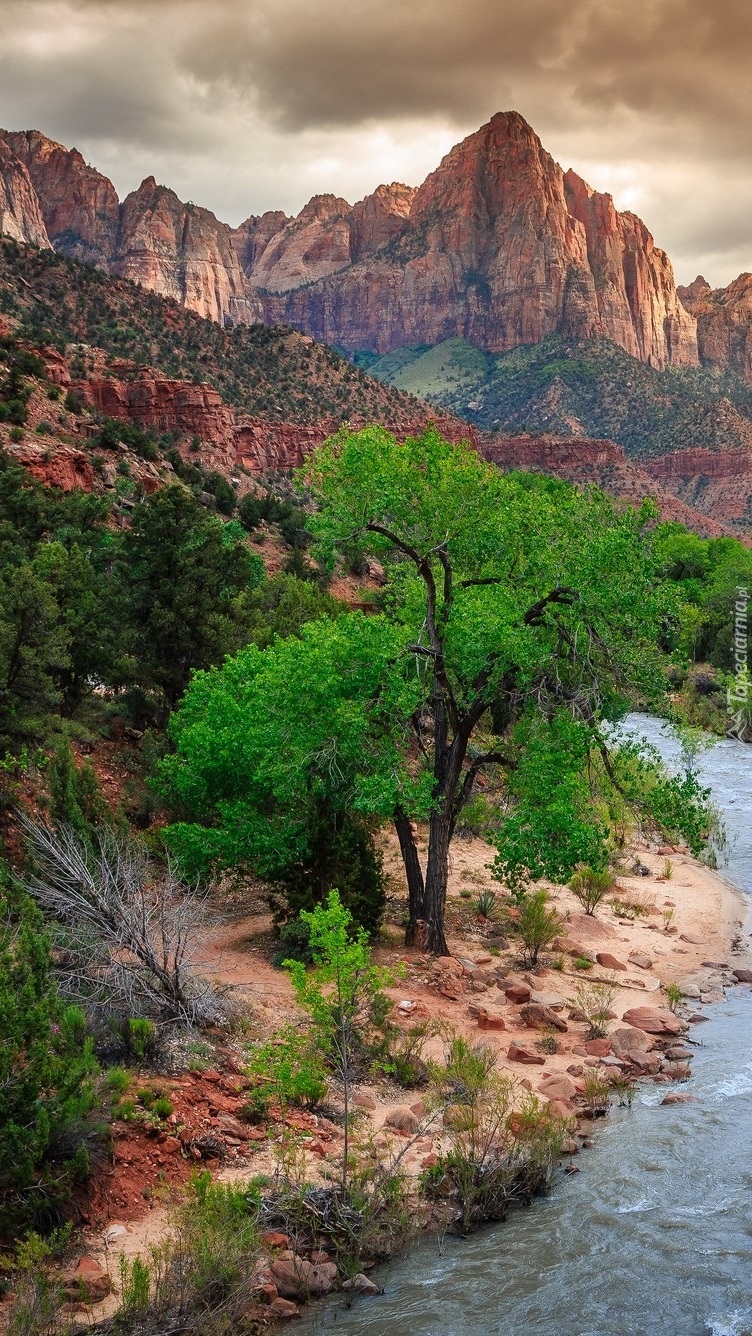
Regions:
[[270, 1258, 338, 1300], [476, 1008, 506, 1031], [437, 957, 464, 975], [519, 1003, 568, 1033], [530, 990, 567, 1009], [661, 1091, 699, 1105], [567, 912, 618, 941], [583, 1038, 611, 1057], [677, 981, 702, 999], [270, 1297, 303, 1319], [608, 1026, 654, 1060], [595, 952, 627, 971], [262, 1232, 291, 1250], [628, 952, 653, 970], [679, 932, 703, 945], [628, 1050, 662, 1074], [353, 1092, 377, 1110], [504, 984, 532, 1005], [384, 1106, 420, 1135], [342, 1274, 380, 1296], [539, 1074, 577, 1102], [621, 1007, 685, 1035], [507, 1043, 545, 1065], [64, 1257, 111, 1304]]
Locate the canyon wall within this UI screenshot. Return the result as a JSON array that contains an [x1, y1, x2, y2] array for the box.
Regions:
[[678, 274, 752, 384], [0, 114, 698, 368]]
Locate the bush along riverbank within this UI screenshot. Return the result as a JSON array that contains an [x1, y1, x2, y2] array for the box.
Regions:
[[5, 841, 750, 1335]]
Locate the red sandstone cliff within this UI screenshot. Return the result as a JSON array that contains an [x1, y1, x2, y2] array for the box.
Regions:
[[2, 129, 119, 267], [114, 178, 261, 326], [480, 433, 731, 535], [260, 113, 697, 367], [0, 139, 51, 249], [71, 367, 477, 476], [678, 274, 752, 384], [0, 114, 698, 367]]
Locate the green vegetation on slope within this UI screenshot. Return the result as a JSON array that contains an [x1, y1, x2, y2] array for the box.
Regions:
[[0, 238, 423, 425], [362, 334, 752, 459]]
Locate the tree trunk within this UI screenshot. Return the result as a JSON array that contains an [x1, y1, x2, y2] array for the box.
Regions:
[[395, 808, 425, 946], [423, 810, 451, 955]]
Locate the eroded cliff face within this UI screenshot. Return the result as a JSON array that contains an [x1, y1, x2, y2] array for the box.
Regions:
[[2, 129, 118, 266], [114, 178, 262, 326], [678, 274, 752, 383], [0, 133, 259, 324], [0, 114, 700, 368], [480, 433, 731, 535], [260, 113, 698, 367], [0, 140, 51, 249]]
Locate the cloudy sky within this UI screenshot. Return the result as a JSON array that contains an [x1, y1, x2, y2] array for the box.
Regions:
[[0, 0, 750, 287]]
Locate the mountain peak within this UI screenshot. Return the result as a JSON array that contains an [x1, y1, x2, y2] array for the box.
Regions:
[[0, 112, 699, 370]]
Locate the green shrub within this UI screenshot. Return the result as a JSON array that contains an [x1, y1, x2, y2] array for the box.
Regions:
[[128, 1017, 157, 1061], [426, 1032, 568, 1232], [515, 889, 561, 968], [152, 1096, 173, 1120], [0, 874, 99, 1237], [106, 1067, 131, 1096], [572, 980, 617, 1038], [247, 1028, 328, 1110], [384, 1019, 437, 1088], [115, 1171, 261, 1329], [569, 864, 614, 916]]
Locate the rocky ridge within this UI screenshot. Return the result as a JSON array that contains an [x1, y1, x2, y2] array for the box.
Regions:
[[0, 113, 697, 368], [678, 273, 752, 385]]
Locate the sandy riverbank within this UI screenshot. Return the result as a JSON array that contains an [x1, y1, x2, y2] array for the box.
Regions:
[[67, 828, 752, 1326]]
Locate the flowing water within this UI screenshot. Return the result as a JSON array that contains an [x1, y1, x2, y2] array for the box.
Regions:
[[301, 715, 752, 1336]]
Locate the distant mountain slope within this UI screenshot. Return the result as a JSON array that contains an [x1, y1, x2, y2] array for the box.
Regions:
[[0, 237, 432, 427], [0, 112, 697, 369], [361, 334, 752, 460]]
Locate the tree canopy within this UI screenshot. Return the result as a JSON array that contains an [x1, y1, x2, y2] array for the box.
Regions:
[[164, 426, 686, 952]]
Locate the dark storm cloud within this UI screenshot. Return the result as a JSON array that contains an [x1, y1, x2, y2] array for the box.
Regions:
[[0, 0, 750, 284]]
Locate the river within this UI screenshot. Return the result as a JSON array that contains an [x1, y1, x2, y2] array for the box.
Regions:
[[301, 715, 752, 1336]]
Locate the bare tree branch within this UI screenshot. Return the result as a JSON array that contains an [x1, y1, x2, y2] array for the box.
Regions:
[[19, 816, 227, 1027]]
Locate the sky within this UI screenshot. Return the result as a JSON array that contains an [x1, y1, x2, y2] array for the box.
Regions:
[[0, 0, 750, 288]]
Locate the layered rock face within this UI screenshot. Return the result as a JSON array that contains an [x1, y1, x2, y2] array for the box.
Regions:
[[481, 434, 731, 534], [642, 447, 752, 526], [2, 129, 118, 266], [0, 114, 698, 368], [261, 113, 697, 367], [73, 369, 477, 476], [0, 131, 259, 324], [0, 139, 51, 248], [678, 274, 752, 383], [114, 178, 261, 326]]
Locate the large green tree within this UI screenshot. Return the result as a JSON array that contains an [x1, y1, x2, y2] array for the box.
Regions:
[[116, 486, 264, 711], [164, 428, 671, 953], [303, 428, 668, 951]]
